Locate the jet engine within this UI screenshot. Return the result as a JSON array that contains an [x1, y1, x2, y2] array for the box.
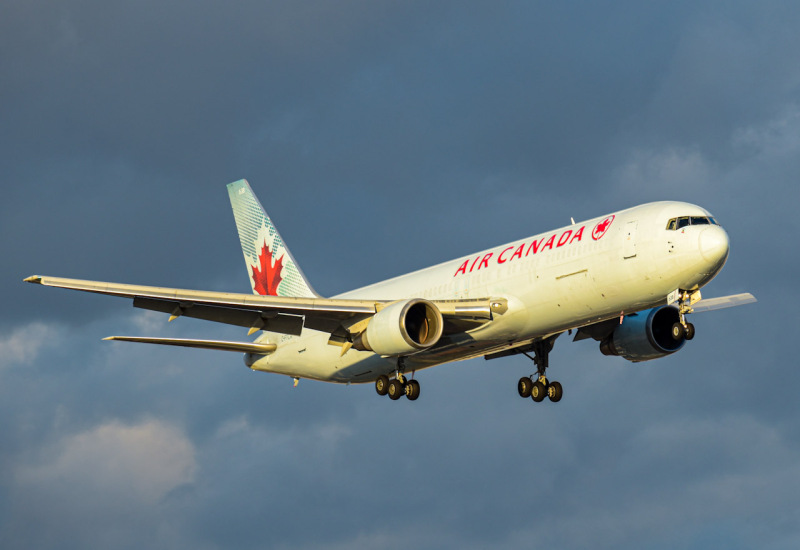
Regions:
[[353, 298, 444, 357], [599, 306, 686, 362]]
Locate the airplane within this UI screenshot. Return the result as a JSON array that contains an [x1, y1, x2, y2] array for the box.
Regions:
[[25, 180, 755, 403]]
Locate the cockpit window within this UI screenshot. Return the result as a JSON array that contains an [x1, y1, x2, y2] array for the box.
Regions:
[[666, 216, 717, 230]]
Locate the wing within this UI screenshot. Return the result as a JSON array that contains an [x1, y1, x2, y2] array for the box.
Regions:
[[24, 275, 495, 340], [690, 292, 757, 313], [572, 292, 757, 343]]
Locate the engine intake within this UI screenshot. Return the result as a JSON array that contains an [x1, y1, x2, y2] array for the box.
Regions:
[[353, 298, 444, 357], [600, 305, 686, 362]]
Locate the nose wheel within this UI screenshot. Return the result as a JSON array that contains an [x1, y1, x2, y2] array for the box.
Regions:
[[517, 336, 563, 403], [671, 321, 696, 341]]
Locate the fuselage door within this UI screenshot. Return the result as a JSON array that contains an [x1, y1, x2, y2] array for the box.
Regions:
[[623, 221, 638, 259]]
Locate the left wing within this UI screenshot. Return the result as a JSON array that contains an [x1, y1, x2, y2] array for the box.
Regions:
[[24, 275, 495, 339]]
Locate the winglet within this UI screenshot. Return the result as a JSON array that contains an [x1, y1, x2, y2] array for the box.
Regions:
[[23, 275, 42, 284]]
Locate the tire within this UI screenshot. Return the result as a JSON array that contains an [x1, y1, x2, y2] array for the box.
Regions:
[[531, 381, 546, 402], [387, 379, 405, 400], [684, 323, 695, 340], [375, 375, 389, 396], [518, 377, 533, 398], [548, 381, 563, 403], [405, 379, 421, 401], [671, 322, 685, 341]]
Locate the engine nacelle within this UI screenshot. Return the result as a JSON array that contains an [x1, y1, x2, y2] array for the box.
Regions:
[[353, 298, 444, 357], [599, 306, 686, 362]]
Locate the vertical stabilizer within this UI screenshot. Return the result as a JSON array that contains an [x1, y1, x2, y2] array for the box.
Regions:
[[227, 180, 319, 298]]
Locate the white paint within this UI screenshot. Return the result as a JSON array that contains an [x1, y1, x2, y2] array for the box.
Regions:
[[252, 201, 731, 383]]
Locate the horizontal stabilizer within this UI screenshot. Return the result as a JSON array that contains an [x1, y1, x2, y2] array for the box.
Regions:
[[103, 336, 277, 354], [692, 293, 757, 313]]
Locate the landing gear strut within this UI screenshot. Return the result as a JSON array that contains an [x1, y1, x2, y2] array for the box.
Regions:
[[375, 358, 420, 401], [517, 337, 563, 403], [672, 290, 698, 342]]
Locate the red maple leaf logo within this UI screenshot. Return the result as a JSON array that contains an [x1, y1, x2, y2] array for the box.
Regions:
[[592, 215, 615, 240], [251, 241, 284, 296]]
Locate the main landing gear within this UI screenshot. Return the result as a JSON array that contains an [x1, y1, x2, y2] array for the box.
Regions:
[[375, 359, 420, 401], [671, 290, 697, 342], [517, 337, 563, 403]]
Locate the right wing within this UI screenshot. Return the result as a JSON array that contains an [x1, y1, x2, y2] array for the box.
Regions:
[[572, 292, 757, 343], [690, 292, 757, 313]]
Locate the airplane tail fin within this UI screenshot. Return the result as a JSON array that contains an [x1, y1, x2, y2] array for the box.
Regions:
[[227, 179, 319, 298]]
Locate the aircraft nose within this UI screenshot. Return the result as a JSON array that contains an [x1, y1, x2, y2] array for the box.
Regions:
[[699, 226, 730, 266]]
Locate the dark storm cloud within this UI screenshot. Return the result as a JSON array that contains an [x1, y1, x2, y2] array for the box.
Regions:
[[2, 1, 800, 549], [1, 1, 700, 300]]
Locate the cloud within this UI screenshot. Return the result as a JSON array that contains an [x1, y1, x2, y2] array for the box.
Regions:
[[613, 147, 713, 200], [0, 322, 60, 371], [131, 309, 173, 334], [15, 418, 196, 503], [732, 104, 800, 161], [6, 419, 196, 549]]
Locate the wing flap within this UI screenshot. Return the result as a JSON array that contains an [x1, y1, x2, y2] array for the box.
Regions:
[[133, 297, 305, 336], [103, 336, 277, 354]]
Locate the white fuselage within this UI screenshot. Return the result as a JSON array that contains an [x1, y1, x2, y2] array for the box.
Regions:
[[247, 201, 730, 383]]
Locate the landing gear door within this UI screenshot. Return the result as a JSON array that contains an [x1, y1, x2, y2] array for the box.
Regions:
[[623, 221, 638, 259]]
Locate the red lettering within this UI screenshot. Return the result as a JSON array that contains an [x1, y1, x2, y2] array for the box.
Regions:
[[497, 246, 514, 264], [457, 226, 585, 278], [541, 234, 556, 251], [526, 237, 544, 256]]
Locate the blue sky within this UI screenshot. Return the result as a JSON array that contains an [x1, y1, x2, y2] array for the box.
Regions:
[[2, 1, 799, 549]]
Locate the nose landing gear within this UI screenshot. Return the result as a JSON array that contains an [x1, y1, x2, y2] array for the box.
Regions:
[[672, 290, 699, 342]]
